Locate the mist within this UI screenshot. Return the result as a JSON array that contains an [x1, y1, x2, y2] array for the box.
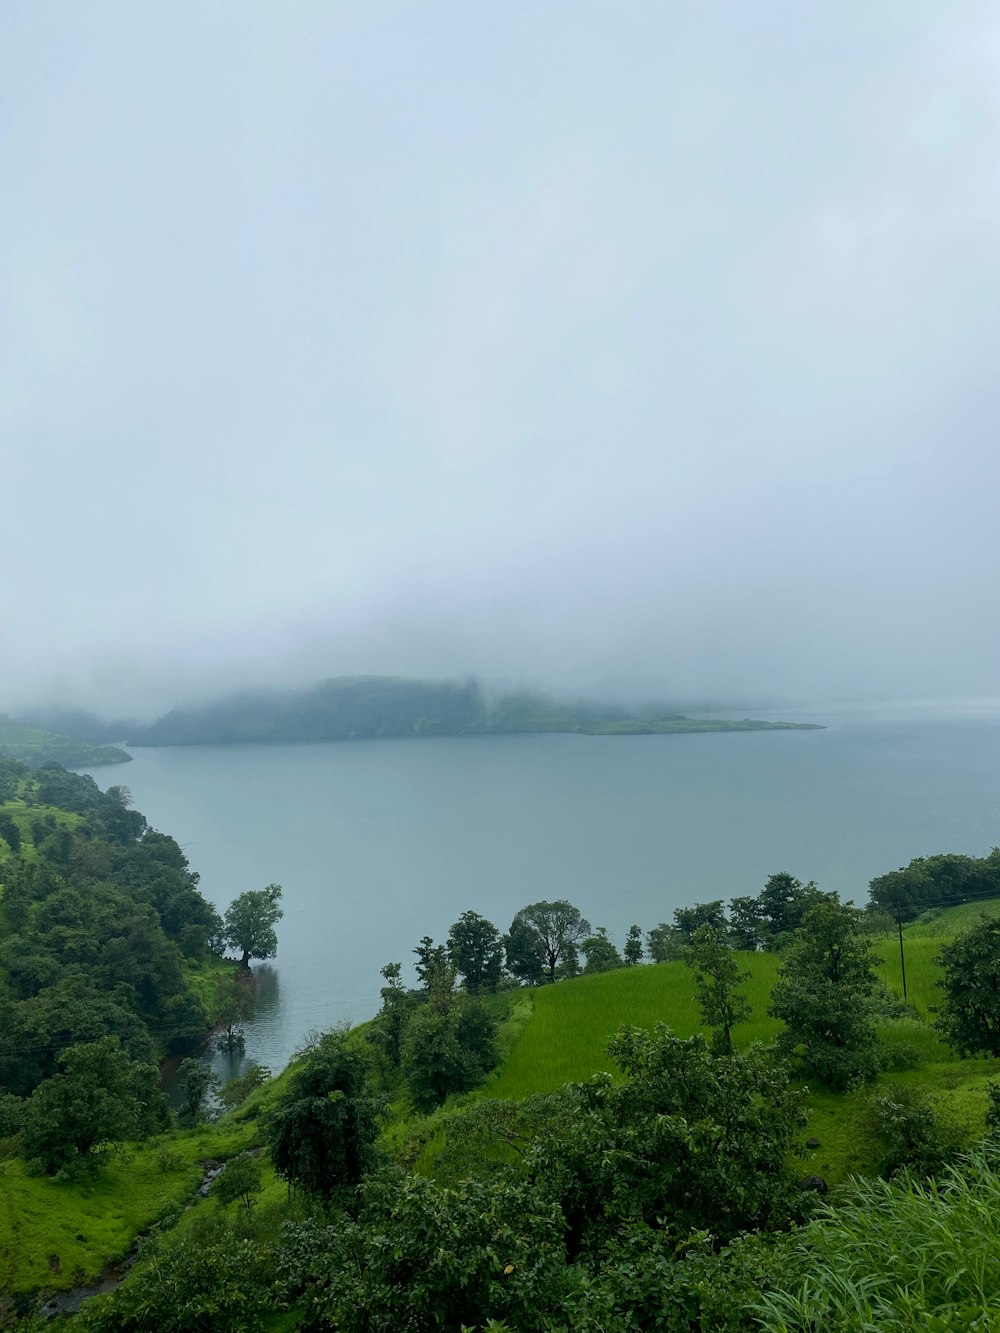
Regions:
[[2, 2, 998, 719]]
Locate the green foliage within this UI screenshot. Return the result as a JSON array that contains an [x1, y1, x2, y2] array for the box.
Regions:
[[672, 899, 728, 941], [754, 1141, 1000, 1331], [400, 996, 500, 1112], [212, 969, 256, 1052], [223, 884, 283, 966], [213, 1152, 263, 1221], [934, 916, 1000, 1057], [770, 898, 882, 1088], [870, 850, 1000, 923], [266, 1030, 385, 1201], [528, 1025, 808, 1256], [79, 1235, 273, 1332], [623, 923, 643, 965], [366, 961, 422, 1071], [856, 1082, 965, 1178], [219, 1064, 271, 1110], [447, 909, 504, 993], [176, 1059, 219, 1125], [683, 924, 752, 1054], [22, 1037, 165, 1174], [505, 900, 591, 985], [277, 1169, 570, 1332], [580, 926, 623, 974], [647, 920, 685, 962]]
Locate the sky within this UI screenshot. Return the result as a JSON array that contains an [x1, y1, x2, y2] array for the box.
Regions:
[[2, 1, 999, 718]]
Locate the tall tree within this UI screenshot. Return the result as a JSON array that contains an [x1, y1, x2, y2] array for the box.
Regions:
[[768, 898, 881, 1088], [223, 883, 283, 967], [267, 1030, 385, 1201], [683, 924, 752, 1054], [505, 900, 591, 985], [934, 917, 1000, 1057], [581, 927, 623, 974], [673, 900, 728, 942], [447, 911, 504, 994], [623, 924, 644, 966]]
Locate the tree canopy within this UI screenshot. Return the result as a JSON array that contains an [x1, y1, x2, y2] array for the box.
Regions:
[[505, 900, 591, 985], [223, 883, 283, 966]]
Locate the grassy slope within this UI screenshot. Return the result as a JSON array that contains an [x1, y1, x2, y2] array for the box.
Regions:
[[7, 902, 1000, 1299], [0, 718, 130, 769], [471, 905, 1000, 1183]]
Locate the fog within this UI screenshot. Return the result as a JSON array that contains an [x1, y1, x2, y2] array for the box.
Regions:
[[2, 2, 998, 719]]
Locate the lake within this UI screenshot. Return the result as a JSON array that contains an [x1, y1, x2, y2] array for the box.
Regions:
[[84, 706, 1000, 1080]]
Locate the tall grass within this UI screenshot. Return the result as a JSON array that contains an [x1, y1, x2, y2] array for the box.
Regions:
[[755, 1140, 1000, 1330]]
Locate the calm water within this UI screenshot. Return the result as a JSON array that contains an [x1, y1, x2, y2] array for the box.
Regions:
[[85, 708, 1000, 1079]]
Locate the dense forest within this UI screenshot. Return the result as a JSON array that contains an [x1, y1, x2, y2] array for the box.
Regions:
[[3, 757, 1000, 1328], [125, 675, 821, 747]]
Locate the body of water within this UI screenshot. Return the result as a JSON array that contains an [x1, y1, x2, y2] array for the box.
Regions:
[[85, 708, 1000, 1079]]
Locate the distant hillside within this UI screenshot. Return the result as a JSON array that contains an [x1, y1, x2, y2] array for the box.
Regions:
[[13, 706, 140, 744], [128, 676, 822, 747], [0, 716, 132, 769]]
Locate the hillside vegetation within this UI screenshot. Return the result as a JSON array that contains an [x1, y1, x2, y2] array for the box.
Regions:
[[0, 717, 130, 769], [3, 764, 1000, 1329], [127, 675, 821, 746]]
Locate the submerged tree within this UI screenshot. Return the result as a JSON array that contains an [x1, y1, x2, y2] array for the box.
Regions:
[[212, 969, 256, 1052]]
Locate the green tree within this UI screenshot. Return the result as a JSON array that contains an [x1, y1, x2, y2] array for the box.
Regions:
[[223, 883, 283, 967], [447, 910, 504, 993], [23, 1037, 164, 1173], [673, 899, 728, 942], [757, 872, 827, 947], [623, 924, 643, 966], [412, 936, 456, 1007], [728, 894, 766, 950], [214, 1152, 263, 1221], [646, 921, 684, 963], [934, 917, 1000, 1057], [529, 1025, 808, 1256], [505, 900, 591, 985], [400, 997, 499, 1112], [769, 898, 881, 1088], [366, 962, 421, 1071], [267, 1030, 385, 1201], [212, 969, 255, 1053], [581, 927, 623, 974], [683, 923, 752, 1054], [177, 1058, 219, 1124]]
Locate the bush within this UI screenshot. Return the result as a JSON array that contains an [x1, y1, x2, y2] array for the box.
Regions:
[[856, 1083, 966, 1179]]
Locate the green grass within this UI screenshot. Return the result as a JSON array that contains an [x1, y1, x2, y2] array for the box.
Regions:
[[0, 1119, 259, 1295]]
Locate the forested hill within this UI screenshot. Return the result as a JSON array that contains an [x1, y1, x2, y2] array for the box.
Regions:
[[0, 755, 220, 1101], [0, 715, 131, 769], [128, 676, 821, 746]]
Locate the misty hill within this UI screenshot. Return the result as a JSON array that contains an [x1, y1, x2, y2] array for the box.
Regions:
[[13, 706, 140, 745], [0, 716, 131, 769], [128, 677, 821, 747]]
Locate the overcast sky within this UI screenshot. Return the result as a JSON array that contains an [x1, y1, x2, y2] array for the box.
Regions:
[[2, 1, 998, 716]]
